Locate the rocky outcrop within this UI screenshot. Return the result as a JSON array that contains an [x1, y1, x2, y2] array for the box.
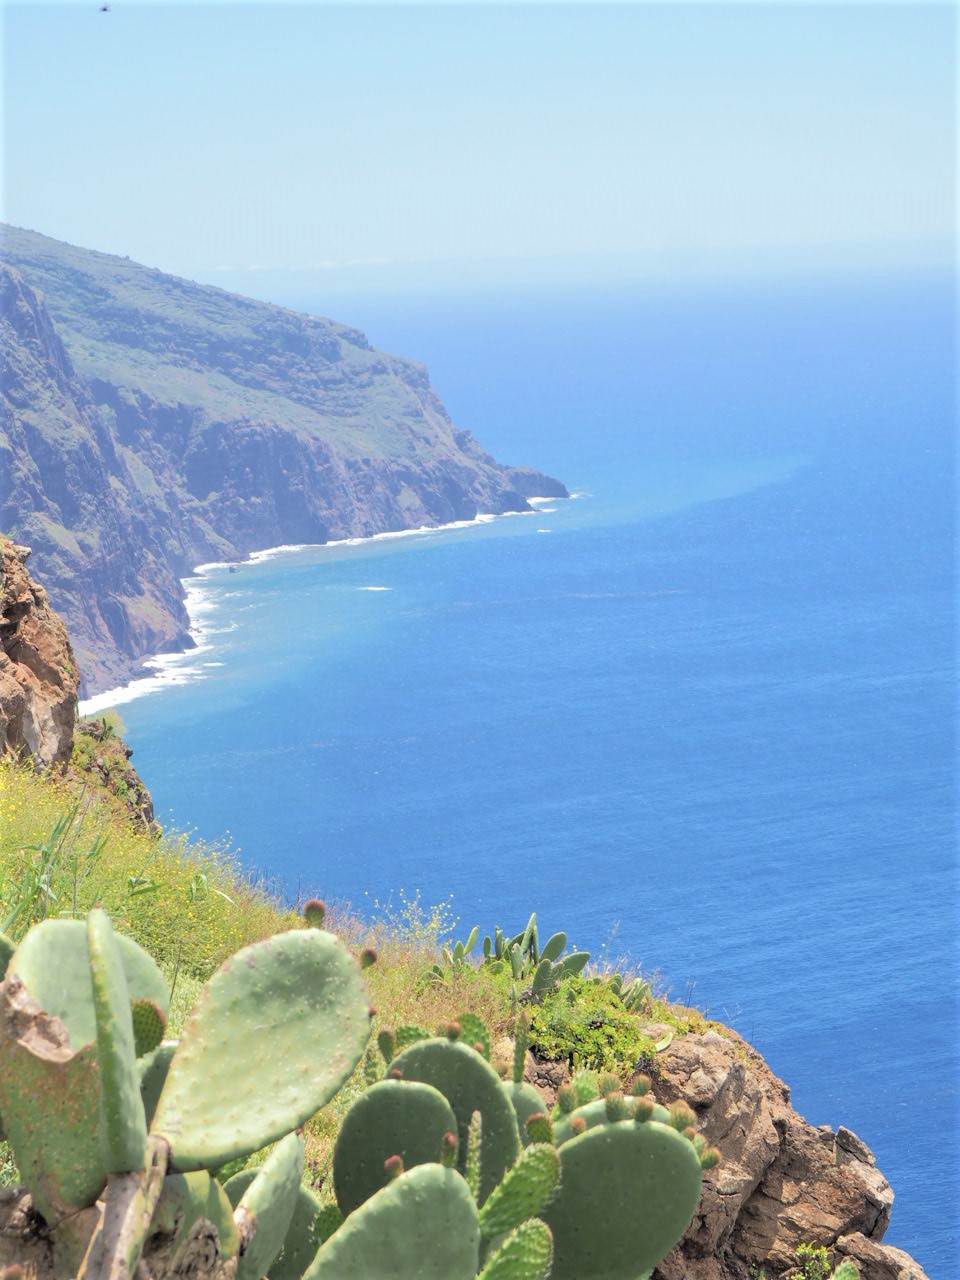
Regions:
[[67, 716, 158, 833], [1, 225, 566, 694], [519, 1026, 929, 1280], [0, 537, 157, 827], [0, 536, 78, 765]]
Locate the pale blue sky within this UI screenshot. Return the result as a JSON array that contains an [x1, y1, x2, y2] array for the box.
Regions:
[[2, 2, 955, 291]]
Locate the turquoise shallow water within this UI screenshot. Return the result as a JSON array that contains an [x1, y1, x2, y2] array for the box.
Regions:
[[116, 272, 956, 1270]]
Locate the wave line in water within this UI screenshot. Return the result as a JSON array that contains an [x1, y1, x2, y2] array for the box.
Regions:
[[78, 500, 565, 715]]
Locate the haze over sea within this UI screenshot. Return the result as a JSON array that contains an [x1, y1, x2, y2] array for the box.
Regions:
[[102, 270, 955, 1270]]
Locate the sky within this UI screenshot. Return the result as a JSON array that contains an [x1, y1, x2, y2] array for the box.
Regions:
[[1, 2, 956, 293]]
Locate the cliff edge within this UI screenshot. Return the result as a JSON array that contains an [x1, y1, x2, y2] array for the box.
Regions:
[[523, 1025, 930, 1280], [0, 536, 78, 766], [1, 225, 567, 695]]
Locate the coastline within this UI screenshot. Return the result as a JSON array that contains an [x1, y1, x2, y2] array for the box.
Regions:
[[78, 497, 565, 717]]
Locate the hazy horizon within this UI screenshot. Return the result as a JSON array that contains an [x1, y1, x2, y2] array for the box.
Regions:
[[3, 3, 954, 297]]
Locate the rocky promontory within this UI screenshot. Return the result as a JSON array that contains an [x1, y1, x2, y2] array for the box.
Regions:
[[1, 225, 566, 694], [520, 1026, 930, 1280]]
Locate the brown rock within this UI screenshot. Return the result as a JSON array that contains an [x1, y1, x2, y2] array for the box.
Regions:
[[642, 1025, 924, 1280], [836, 1233, 932, 1280], [0, 537, 78, 766]]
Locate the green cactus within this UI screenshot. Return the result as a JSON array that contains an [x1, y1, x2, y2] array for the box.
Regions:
[[552, 1095, 671, 1146], [87, 908, 148, 1175], [229, 1132, 305, 1280], [477, 1143, 559, 1240], [477, 1219, 554, 1280], [269, 1184, 324, 1280], [524, 1112, 554, 1146], [150, 1170, 239, 1261], [304, 1164, 481, 1280], [7, 917, 168, 1051], [152, 929, 371, 1169], [332, 1079, 458, 1215], [457, 1012, 491, 1060], [390, 1038, 520, 1204], [138, 1042, 175, 1128], [504, 1081, 547, 1148], [131, 999, 166, 1058], [541, 1120, 704, 1279]]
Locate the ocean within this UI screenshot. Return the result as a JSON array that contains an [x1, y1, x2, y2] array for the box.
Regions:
[[91, 268, 956, 1271]]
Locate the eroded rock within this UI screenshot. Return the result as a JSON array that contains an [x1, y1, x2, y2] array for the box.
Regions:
[[0, 537, 78, 766]]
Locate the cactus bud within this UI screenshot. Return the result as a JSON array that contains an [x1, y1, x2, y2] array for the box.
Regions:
[[668, 1100, 697, 1132], [377, 1028, 397, 1063], [599, 1072, 620, 1098], [130, 996, 166, 1058], [633, 1096, 655, 1122], [630, 1074, 652, 1097], [444, 1021, 462, 1040], [384, 1154, 404, 1179], [691, 1133, 707, 1156], [472, 1041, 485, 1055], [389, 1068, 403, 1080], [303, 898, 326, 928], [440, 1131, 458, 1167], [570, 1115, 587, 1135], [557, 1084, 577, 1114], [604, 1091, 629, 1121], [700, 1145, 722, 1169], [683, 1125, 697, 1140], [360, 947, 377, 969], [525, 1112, 554, 1145]]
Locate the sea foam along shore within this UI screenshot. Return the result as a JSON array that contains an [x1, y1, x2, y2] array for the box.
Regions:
[[78, 498, 563, 717]]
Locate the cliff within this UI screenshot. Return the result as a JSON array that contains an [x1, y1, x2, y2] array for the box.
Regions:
[[0, 535, 155, 828], [523, 1027, 930, 1280], [0, 536, 78, 766], [0, 225, 566, 694]]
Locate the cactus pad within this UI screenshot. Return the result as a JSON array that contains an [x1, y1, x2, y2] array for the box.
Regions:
[[503, 1081, 547, 1148], [304, 1164, 480, 1280], [390, 1039, 520, 1204], [152, 930, 371, 1169], [553, 1096, 670, 1146], [8, 918, 168, 1051], [151, 1170, 239, 1260], [131, 998, 166, 1058], [87, 909, 148, 1174], [232, 1131, 305, 1280], [541, 1121, 703, 1278], [477, 1142, 560, 1239], [477, 1219, 554, 1280], [332, 1079, 458, 1215], [270, 1184, 323, 1280]]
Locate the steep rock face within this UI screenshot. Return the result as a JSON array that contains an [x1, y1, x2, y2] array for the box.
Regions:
[[520, 1026, 929, 1280], [0, 536, 78, 766], [0, 263, 191, 691], [1, 225, 566, 694]]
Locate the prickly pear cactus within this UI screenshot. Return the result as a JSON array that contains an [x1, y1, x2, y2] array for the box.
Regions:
[[390, 1038, 520, 1204], [152, 930, 372, 1169], [332, 1078, 458, 1214], [541, 1120, 705, 1279], [304, 1164, 481, 1280]]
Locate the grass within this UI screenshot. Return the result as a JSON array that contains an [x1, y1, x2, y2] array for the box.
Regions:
[[0, 757, 720, 1198], [0, 760, 292, 977]]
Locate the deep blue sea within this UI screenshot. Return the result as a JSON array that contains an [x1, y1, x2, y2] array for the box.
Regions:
[[108, 270, 956, 1271]]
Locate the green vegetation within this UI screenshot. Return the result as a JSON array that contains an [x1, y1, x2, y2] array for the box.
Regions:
[[0, 762, 741, 1277], [0, 905, 716, 1277], [0, 760, 292, 977]]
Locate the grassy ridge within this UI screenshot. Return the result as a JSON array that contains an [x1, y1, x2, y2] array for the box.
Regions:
[[0, 761, 291, 976]]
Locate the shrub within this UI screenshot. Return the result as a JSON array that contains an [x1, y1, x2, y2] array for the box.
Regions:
[[526, 975, 652, 1074]]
